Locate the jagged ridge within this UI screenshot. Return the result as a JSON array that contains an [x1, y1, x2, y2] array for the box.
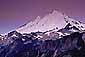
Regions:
[[0, 10, 85, 57]]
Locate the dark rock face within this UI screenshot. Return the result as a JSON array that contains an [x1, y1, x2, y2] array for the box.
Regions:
[[0, 32, 85, 57]]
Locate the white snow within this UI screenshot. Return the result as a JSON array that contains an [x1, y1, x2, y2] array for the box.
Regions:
[[22, 38, 25, 41], [65, 16, 85, 31], [16, 10, 68, 34], [16, 10, 85, 36], [11, 34, 17, 37]]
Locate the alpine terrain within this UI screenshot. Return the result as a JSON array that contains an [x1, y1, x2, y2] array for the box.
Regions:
[[0, 10, 85, 57]]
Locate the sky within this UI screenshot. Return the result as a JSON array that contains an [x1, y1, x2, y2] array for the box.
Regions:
[[0, 0, 85, 34]]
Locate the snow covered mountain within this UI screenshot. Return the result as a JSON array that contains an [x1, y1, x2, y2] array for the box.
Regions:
[[16, 10, 85, 36], [0, 10, 85, 57], [0, 10, 85, 41]]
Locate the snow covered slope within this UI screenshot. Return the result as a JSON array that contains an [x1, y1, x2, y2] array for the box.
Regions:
[[16, 10, 85, 34]]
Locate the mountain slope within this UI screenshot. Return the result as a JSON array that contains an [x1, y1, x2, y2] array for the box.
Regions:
[[0, 10, 85, 57], [0, 32, 85, 57], [16, 11, 67, 33], [16, 10, 85, 36]]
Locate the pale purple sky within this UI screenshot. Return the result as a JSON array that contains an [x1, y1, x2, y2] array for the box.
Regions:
[[0, 0, 85, 34]]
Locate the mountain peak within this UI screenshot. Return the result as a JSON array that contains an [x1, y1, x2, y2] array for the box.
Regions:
[[16, 10, 85, 34], [16, 10, 67, 33]]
